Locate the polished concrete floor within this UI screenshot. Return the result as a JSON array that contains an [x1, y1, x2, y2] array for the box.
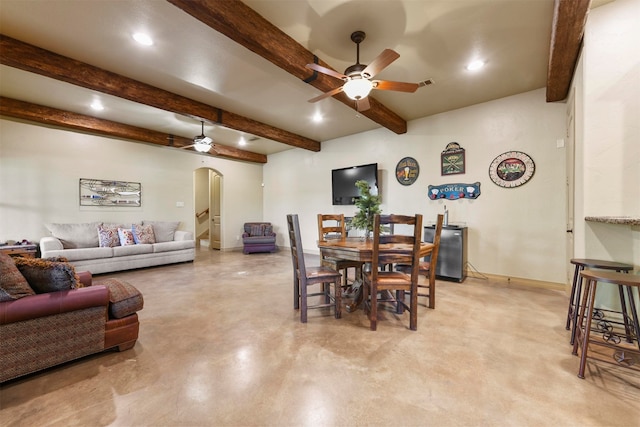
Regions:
[[1, 248, 639, 426]]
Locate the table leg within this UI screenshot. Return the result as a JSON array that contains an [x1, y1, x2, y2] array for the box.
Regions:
[[576, 278, 597, 379], [566, 264, 581, 330], [570, 266, 585, 345]]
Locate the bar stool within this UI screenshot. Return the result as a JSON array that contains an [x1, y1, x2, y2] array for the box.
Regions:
[[572, 269, 640, 379], [566, 259, 633, 345]]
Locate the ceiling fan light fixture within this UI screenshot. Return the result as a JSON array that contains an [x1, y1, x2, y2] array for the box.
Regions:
[[194, 139, 212, 152], [343, 78, 373, 100]]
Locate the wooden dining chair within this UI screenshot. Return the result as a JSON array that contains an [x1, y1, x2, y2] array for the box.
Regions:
[[287, 214, 343, 323], [395, 214, 444, 309], [363, 213, 423, 331], [317, 214, 364, 293]]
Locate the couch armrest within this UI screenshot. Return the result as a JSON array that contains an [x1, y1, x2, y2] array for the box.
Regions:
[[78, 271, 93, 287], [174, 230, 194, 241], [40, 236, 63, 254], [0, 286, 109, 325]]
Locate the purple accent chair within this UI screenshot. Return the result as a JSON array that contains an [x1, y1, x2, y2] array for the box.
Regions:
[[242, 222, 277, 254]]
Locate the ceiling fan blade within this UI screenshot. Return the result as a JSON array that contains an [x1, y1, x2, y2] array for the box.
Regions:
[[361, 49, 400, 79], [308, 85, 344, 103], [373, 80, 419, 93], [181, 144, 196, 149], [305, 63, 347, 80], [356, 97, 371, 112]]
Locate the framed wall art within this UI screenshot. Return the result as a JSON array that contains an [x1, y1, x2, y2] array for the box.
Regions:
[[488, 151, 535, 188], [441, 142, 465, 176], [80, 178, 141, 206]]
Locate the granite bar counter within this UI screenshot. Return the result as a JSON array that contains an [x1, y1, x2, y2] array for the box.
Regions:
[[585, 216, 640, 226]]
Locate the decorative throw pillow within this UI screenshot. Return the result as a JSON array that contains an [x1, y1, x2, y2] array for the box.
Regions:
[[45, 222, 102, 248], [142, 221, 179, 243], [132, 224, 156, 244], [0, 253, 36, 301], [118, 228, 136, 246], [98, 224, 121, 247], [250, 224, 263, 236], [13, 257, 81, 294], [264, 224, 273, 236]]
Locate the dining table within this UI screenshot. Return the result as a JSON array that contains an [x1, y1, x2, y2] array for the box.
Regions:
[[317, 237, 435, 312]]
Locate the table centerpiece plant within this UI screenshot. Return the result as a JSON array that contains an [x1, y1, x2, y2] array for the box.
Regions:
[[351, 179, 382, 239]]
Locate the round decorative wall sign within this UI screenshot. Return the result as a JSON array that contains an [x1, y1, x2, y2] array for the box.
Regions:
[[395, 157, 419, 185], [488, 151, 535, 188]]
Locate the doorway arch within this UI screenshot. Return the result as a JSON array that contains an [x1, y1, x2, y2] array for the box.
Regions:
[[194, 168, 222, 249]]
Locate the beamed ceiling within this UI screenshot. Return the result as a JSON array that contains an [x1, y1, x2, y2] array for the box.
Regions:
[[0, 0, 603, 164]]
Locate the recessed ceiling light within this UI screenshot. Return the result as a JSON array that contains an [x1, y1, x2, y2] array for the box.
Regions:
[[312, 112, 323, 123], [238, 137, 247, 146], [90, 101, 104, 111], [466, 60, 485, 71], [132, 32, 153, 46]]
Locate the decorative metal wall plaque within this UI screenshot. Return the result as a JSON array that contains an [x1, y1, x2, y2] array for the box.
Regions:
[[428, 182, 481, 200], [80, 178, 141, 206], [395, 157, 420, 185], [441, 142, 465, 176], [488, 151, 535, 188]]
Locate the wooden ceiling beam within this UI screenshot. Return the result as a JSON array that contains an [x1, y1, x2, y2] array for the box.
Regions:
[[167, 0, 409, 134], [0, 97, 268, 164], [0, 34, 319, 152], [547, 0, 591, 102]]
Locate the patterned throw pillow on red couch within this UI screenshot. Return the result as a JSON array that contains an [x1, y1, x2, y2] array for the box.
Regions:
[[0, 252, 35, 302], [13, 257, 82, 293]]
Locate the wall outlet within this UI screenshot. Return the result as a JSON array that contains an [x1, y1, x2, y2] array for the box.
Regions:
[[176, 201, 185, 207], [236, 235, 240, 241]]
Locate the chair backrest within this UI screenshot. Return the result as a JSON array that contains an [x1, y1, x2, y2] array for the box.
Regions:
[[286, 214, 307, 280], [317, 214, 347, 242], [371, 214, 423, 282], [428, 214, 445, 281]]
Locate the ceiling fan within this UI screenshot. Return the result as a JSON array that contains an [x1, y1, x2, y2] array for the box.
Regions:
[[306, 31, 419, 112], [181, 121, 214, 153]]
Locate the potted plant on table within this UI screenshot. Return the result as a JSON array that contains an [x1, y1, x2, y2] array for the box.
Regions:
[[351, 180, 382, 239]]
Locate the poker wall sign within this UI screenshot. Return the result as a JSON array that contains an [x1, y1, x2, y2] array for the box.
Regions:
[[428, 182, 481, 200], [489, 151, 535, 188]]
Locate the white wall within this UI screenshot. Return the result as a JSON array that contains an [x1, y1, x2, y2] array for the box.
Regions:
[[573, 0, 640, 308], [572, 0, 640, 266], [0, 119, 263, 250], [265, 88, 568, 284]]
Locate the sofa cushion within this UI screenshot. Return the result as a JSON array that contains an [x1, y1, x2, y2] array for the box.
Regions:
[[98, 224, 121, 248], [243, 236, 276, 244], [45, 222, 102, 249], [153, 240, 195, 253], [143, 221, 180, 243], [118, 228, 136, 246], [250, 224, 264, 236], [0, 253, 36, 302], [98, 278, 144, 319], [113, 244, 153, 257], [13, 257, 82, 293], [132, 224, 156, 244], [43, 247, 114, 262]]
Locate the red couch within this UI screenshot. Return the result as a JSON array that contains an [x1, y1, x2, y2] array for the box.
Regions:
[[0, 268, 143, 383]]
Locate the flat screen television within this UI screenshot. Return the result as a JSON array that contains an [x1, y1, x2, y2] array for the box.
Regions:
[[331, 163, 378, 205]]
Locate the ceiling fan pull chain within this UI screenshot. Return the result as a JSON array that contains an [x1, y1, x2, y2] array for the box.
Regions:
[[303, 55, 319, 83]]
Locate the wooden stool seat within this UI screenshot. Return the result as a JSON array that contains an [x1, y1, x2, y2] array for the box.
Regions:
[[572, 269, 640, 379], [566, 258, 633, 345]]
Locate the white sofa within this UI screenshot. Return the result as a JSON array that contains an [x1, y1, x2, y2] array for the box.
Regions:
[[40, 221, 195, 274]]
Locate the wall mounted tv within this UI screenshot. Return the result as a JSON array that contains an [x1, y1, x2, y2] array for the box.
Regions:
[[331, 163, 379, 205]]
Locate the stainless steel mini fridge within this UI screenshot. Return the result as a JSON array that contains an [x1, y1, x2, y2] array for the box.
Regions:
[[424, 225, 467, 282]]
